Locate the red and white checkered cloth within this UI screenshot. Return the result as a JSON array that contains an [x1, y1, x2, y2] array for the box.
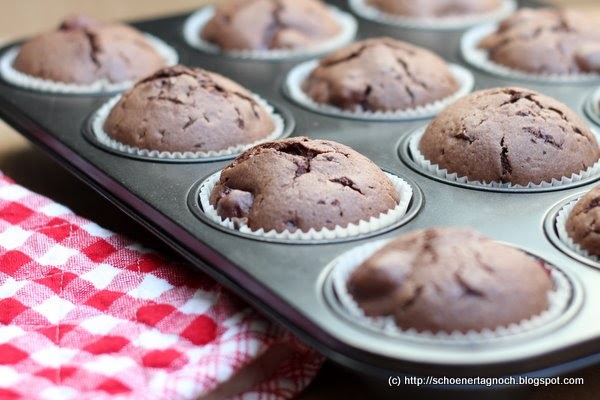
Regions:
[[0, 172, 322, 399]]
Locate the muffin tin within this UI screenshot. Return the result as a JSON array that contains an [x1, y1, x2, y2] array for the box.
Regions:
[[1, 0, 600, 382]]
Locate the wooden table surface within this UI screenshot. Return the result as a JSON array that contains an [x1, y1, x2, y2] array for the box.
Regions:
[[0, 1, 599, 399]]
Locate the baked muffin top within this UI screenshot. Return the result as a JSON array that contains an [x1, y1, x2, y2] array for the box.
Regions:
[[367, 0, 503, 18], [201, 0, 341, 51], [348, 227, 553, 333], [103, 65, 275, 153], [478, 8, 600, 74], [302, 37, 459, 112], [13, 15, 166, 84], [209, 137, 400, 233], [566, 185, 600, 257], [419, 87, 600, 186]]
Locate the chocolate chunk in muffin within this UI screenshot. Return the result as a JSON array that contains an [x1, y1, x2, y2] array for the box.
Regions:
[[419, 87, 600, 186], [13, 14, 167, 84], [209, 137, 400, 233], [348, 227, 553, 333], [478, 8, 600, 74], [566, 186, 600, 257], [367, 0, 503, 18], [302, 37, 459, 112], [201, 0, 341, 51], [103, 65, 275, 152]]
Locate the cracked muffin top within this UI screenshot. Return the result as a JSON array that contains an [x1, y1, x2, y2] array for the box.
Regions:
[[419, 87, 600, 186], [348, 227, 553, 333], [209, 137, 400, 233], [302, 37, 459, 112], [201, 0, 341, 51], [13, 15, 166, 84], [103, 65, 275, 153], [367, 0, 503, 18], [566, 185, 600, 257], [478, 8, 600, 74]]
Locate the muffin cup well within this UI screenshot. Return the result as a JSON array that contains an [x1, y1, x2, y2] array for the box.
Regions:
[[284, 60, 474, 121], [555, 198, 600, 264], [327, 238, 574, 343], [348, 0, 516, 30], [197, 171, 414, 242], [182, 5, 358, 60], [584, 86, 600, 127], [461, 24, 600, 83], [0, 34, 178, 94], [404, 126, 600, 191], [89, 94, 286, 161]]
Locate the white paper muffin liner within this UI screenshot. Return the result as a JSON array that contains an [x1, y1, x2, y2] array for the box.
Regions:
[[90, 94, 285, 160], [556, 198, 600, 264], [408, 126, 600, 190], [348, 0, 516, 30], [198, 171, 413, 241], [329, 238, 572, 343], [461, 23, 600, 83], [0, 34, 179, 94], [182, 5, 358, 60], [285, 60, 474, 121]]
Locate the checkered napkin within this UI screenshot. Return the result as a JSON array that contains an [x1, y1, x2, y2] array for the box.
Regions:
[[0, 172, 322, 399]]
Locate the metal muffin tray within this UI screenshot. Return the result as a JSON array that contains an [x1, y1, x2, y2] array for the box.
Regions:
[[1, 0, 600, 382]]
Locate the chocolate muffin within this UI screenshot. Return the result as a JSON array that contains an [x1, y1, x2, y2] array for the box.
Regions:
[[201, 0, 341, 51], [348, 227, 553, 333], [209, 137, 400, 233], [367, 0, 503, 18], [419, 87, 600, 186], [566, 186, 600, 257], [478, 8, 600, 74], [302, 37, 459, 112], [103, 65, 275, 153], [13, 15, 167, 85]]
